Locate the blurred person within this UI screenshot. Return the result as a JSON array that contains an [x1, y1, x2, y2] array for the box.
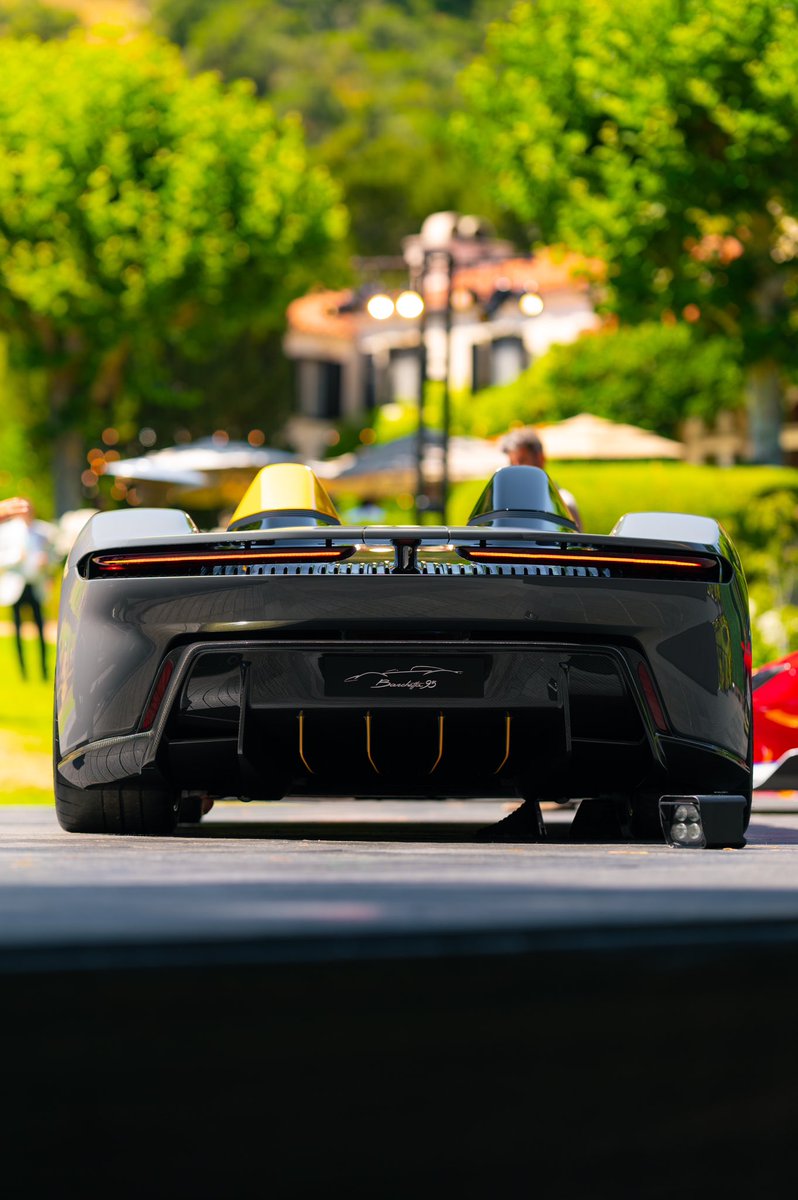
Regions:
[[499, 426, 582, 530], [0, 501, 53, 680], [0, 496, 32, 523]]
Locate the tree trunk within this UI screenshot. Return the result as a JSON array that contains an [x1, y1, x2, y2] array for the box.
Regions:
[[52, 428, 85, 517], [745, 361, 783, 464], [46, 357, 87, 516]]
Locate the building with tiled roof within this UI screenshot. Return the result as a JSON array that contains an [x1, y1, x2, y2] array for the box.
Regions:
[[283, 213, 602, 456]]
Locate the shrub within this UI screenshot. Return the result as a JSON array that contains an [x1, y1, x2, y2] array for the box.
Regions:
[[460, 322, 744, 440]]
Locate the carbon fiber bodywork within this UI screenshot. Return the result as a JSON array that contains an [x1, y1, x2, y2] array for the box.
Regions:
[[55, 470, 752, 813]]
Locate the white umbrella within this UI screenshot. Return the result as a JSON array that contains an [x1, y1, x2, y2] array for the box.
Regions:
[[538, 414, 684, 460], [103, 437, 298, 509], [102, 456, 207, 488], [105, 437, 296, 482]]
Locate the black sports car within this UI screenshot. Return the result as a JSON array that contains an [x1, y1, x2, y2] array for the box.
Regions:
[[54, 462, 752, 846]]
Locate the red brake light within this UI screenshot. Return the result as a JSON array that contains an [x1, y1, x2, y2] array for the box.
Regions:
[[90, 547, 353, 577], [637, 662, 668, 733], [460, 548, 715, 573], [141, 660, 174, 731]]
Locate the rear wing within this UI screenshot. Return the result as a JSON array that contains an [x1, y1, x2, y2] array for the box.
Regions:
[[72, 510, 735, 583]]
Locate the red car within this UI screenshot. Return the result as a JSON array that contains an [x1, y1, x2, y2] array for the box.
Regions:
[[753, 651, 798, 789]]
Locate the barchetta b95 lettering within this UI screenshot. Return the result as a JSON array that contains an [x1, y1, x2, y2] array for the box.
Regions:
[[53, 463, 752, 845]]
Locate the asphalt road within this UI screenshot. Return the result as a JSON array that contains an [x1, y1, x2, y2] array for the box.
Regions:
[[5, 798, 798, 1197], [4, 797, 798, 968]]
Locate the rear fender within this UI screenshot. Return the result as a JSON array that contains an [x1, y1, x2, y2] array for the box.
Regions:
[[611, 512, 723, 546], [66, 508, 198, 572], [612, 512, 747, 604]]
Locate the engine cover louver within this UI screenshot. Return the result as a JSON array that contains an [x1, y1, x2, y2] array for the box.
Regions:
[[208, 562, 607, 578]]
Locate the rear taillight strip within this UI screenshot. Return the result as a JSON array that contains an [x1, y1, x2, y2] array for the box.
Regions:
[[460, 549, 714, 570], [91, 547, 352, 577]]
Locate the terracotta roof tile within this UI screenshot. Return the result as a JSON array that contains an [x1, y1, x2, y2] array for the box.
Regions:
[[286, 249, 604, 339], [453, 249, 604, 301], [286, 289, 358, 340]]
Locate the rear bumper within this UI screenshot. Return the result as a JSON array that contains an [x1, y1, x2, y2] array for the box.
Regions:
[[56, 570, 751, 757], [57, 637, 750, 802]]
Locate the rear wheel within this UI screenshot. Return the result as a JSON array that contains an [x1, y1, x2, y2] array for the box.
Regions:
[[54, 717, 178, 835], [568, 793, 669, 842], [54, 776, 179, 835], [569, 795, 633, 842], [629, 792, 667, 842]]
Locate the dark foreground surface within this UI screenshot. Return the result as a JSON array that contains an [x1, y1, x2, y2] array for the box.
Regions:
[[5, 801, 798, 1196], [4, 801, 798, 968]]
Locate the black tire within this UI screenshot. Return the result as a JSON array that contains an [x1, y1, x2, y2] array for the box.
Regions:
[[54, 775, 179, 835], [54, 716, 178, 835], [569, 795, 633, 842], [629, 792, 667, 842]]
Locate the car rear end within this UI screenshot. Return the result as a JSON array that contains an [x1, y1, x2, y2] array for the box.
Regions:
[[56, 522, 752, 809]]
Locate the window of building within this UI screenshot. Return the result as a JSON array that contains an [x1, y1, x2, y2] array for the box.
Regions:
[[490, 337, 528, 387], [472, 341, 492, 392], [388, 347, 422, 403], [299, 359, 342, 420]]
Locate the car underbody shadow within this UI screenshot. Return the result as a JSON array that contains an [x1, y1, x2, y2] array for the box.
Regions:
[[172, 797, 671, 845]]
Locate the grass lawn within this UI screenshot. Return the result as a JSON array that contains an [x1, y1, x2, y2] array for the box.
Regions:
[[0, 635, 54, 804]]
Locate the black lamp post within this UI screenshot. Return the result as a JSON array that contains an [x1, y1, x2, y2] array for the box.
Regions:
[[388, 212, 544, 523], [404, 212, 512, 524], [413, 246, 454, 523]]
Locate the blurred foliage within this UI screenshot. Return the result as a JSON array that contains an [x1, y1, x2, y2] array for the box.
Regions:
[[153, 0, 510, 252], [458, 0, 798, 439], [729, 488, 798, 662], [0, 0, 77, 37], [0, 339, 51, 513], [345, 324, 743, 446], [461, 322, 744, 440], [0, 28, 347, 510], [330, 382, 447, 455], [446, 460, 798, 535]]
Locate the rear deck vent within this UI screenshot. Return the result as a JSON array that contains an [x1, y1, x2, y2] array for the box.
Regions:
[[209, 562, 608, 578]]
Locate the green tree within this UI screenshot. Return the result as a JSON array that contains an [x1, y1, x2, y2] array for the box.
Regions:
[[457, 0, 798, 460], [0, 1, 78, 38], [0, 339, 49, 513], [461, 322, 744, 439], [0, 29, 346, 512], [729, 488, 798, 661], [154, 0, 507, 251]]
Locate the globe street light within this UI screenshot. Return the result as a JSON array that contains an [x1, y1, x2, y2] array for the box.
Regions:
[[365, 214, 544, 522], [364, 286, 428, 517], [518, 291, 544, 317], [395, 290, 425, 320], [366, 293, 395, 321]]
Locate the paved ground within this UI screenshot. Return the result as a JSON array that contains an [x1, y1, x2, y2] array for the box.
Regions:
[[6, 799, 798, 1196], [4, 798, 798, 966]]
